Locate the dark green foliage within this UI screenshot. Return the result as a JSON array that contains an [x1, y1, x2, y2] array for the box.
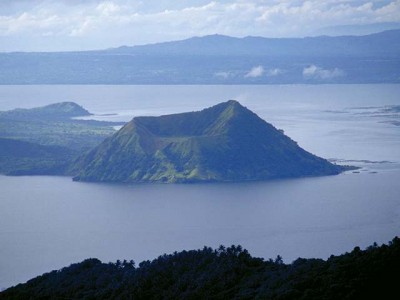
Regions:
[[73, 100, 344, 183], [0, 138, 74, 175], [1, 238, 399, 299]]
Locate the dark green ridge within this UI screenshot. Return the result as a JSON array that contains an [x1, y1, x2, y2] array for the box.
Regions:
[[0, 137, 74, 175], [72, 100, 344, 183], [1, 237, 399, 299]]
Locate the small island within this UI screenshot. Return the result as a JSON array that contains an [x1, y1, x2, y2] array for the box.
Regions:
[[72, 100, 346, 183]]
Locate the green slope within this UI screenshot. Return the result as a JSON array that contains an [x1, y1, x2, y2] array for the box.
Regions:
[[0, 138, 74, 175], [72, 100, 343, 183]]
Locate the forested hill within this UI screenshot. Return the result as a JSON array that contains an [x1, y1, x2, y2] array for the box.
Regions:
[[1, 237, 399, 299]]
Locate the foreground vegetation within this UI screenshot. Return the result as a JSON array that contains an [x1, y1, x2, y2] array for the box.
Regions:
[[1, 237, 398, 299]]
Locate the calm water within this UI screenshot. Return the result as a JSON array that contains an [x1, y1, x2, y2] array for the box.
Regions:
[[0, 85, 400, 290]]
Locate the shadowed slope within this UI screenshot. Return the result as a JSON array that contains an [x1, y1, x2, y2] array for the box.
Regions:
[[0, 138, 74, 175]]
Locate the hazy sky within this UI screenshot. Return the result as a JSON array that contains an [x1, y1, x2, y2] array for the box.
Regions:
[[1, 0, 399, 51]]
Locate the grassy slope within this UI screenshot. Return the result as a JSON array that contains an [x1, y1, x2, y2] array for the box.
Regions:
[[73, 100, 343, 183]]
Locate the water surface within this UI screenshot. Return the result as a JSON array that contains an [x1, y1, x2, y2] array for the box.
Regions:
[[0, 84, 399, 290]]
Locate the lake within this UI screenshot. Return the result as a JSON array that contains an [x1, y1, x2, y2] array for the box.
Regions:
[[1, 84, 399, 290]]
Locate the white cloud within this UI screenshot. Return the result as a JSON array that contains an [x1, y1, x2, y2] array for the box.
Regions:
[[214, 71, 232, 79], [69, 18, 95, 37], [267, 68, 283, 77], [1, 0, 400, 51], [96, 2, 121, 15], [303, 64, 345, 80], [245, 65, 264, 78]]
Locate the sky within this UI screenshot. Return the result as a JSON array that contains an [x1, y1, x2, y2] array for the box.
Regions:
[[0, 0, 400, 52]]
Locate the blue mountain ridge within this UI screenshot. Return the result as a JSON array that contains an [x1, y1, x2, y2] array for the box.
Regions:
[[0, 30, 399, 84]]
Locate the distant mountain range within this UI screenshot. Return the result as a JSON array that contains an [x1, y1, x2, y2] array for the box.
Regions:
[[0, 30, 399, 84], [314, 22, 400, 37], [112, 30, 400, 57], [72, 100, 345, 183]]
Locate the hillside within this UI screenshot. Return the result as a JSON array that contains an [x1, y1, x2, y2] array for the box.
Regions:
[[0, 102, 121, 175], [0, 30, 399, 84], [0, 138, 74, 175], [0, 102, 91, 121], [72, 100, 343, 183], [0, 102, 118, 151], [113, 30, 400, 57], [1, 238, 398, 299]]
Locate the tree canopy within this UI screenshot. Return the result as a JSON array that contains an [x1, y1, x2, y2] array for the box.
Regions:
[[1, 237, 399, 299]]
